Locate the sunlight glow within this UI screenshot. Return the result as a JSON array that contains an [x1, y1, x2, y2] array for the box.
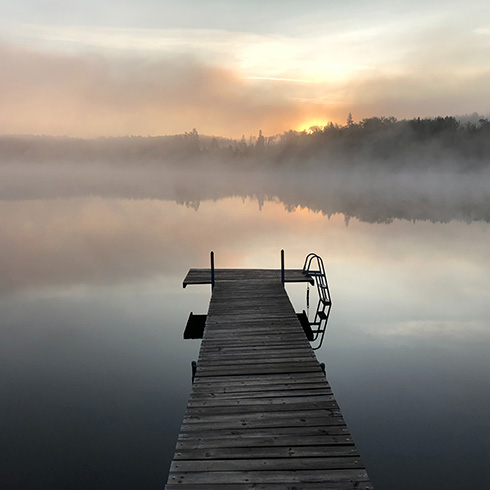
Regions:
[[296, 119, 331, 132], [246, 76, 316, 83], [0, 3, 489, 137]]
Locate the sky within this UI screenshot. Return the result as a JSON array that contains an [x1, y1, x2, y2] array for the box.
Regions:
[[0, 0, 489, 137]]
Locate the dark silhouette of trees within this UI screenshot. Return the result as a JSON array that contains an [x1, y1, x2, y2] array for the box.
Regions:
[[183, 128, 200, 154], [1, 114, 489, 170], [255, 129, 265, 150]]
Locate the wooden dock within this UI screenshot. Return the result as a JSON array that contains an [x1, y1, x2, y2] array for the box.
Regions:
[[165, 268, 373, 489]]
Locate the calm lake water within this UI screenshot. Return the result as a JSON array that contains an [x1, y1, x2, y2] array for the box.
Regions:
[[1, 165, 490, 489]]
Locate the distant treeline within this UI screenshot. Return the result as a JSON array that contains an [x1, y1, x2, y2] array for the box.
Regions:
[[1, 115, 490, 170]]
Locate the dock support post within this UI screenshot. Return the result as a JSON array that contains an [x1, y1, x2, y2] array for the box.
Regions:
[[191, 360, 197, 383], [320, 362, 326, 376], [210, 251, 215, 290], [281, 249, 285, 285]]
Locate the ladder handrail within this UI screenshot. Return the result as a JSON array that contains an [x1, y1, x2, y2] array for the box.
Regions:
[[302, 253, 332, 350], [303, 253, 332, 305]]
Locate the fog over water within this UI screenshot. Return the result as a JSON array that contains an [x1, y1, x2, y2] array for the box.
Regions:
[[1, 158, 490, 489], [2, 162, 490, 223]]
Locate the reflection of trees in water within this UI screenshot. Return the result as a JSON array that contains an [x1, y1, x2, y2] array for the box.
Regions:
[[1, 163, 490, 224]]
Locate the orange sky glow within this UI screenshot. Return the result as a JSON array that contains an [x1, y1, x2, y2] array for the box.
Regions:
[[0, 1, 489, 138]]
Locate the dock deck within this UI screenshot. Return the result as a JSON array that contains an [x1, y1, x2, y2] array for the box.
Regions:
[[165, 269, 372, 489], [183, 268, 315, 287]]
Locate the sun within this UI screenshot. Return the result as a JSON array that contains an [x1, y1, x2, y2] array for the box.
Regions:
[[296, 119, 330, 133]]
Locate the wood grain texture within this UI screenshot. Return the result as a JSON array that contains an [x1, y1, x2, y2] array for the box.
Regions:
[[183, 268, 314, 286], [165, 271, 372, 488]]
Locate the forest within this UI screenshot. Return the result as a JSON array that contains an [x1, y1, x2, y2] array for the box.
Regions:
[[1, 114, 490, 171]]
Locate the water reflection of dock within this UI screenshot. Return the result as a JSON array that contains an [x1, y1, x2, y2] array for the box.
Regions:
[[165, 264, 373, 489]]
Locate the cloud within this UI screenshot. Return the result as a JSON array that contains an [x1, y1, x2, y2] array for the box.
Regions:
[[1, 6, 490, 139], [0, 41, 319, 137]]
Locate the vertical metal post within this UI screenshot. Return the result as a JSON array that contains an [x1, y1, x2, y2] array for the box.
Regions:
[[281, 249, 285, 285], [191, 360, 197, 384], [210, 250, 215, 290]]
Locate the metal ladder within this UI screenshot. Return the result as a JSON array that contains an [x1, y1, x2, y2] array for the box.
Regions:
[[302, 253, 332, 350]]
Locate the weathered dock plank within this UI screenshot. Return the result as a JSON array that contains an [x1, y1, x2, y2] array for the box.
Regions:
[[165, 270, 372, 489], [175, 434, 355, 450], [183, 268, 314, 286], [166, 484, 367, 490], [167, 468, 370, 485], [173, 445, 359, 459]]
